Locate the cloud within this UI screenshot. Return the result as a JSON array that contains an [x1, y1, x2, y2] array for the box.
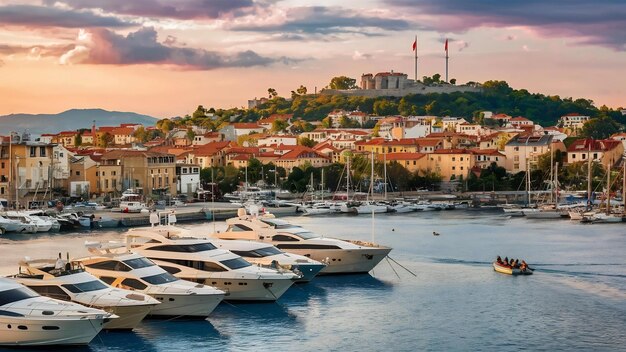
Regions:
[[0, 43, 74, 57], [385, 0, 626, 51], [227, 6, 411, 35], [352, 50, 372, 60], [0, 4, 134, 28], [59, 27, 297, 69], [48, 0, 255, 20]]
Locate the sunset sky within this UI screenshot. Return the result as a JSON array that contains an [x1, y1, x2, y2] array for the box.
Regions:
[[1, 0, 625, 118]]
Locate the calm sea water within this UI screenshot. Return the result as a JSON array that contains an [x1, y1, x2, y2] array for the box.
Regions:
[[1, 210, 625, 351]]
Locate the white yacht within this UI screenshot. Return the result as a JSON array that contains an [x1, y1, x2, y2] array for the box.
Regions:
[[0, 215, 37, 234], [3, 212, 52, 232], [354, 201, 389, 214], [12, 256, 159, 330], [76, 244, 225, 317], [125, 227, 300, 301], [219, 211, 392, 274], [0, 277, 113, 346], [207, 239, 326, 283]]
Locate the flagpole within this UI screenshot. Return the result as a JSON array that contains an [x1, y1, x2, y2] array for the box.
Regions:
[[414, 35, 418, 83], [445, 38, 449, 83]]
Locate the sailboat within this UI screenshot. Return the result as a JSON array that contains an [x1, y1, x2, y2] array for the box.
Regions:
[[354, 152, 388, 214]]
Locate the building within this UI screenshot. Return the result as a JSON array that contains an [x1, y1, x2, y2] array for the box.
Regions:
[[176, 164, 201, 196], [504, 135, 565, 173], [274, 146, 330, 171], [427, 149, 475, 180], [379, 153, 428, 173], [472, 149, 506, 169], [219, 123, 265, 142], [560, 113, 590, 130], [257, 135, 298, 147], [566, 139, 624, 168], [101, 150, 177, 196]]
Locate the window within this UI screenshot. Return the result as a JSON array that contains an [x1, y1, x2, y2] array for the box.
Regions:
[[75, 171, 80, 176], [112, 171, 116, 176], [229, 224, 253, 232], [62, 280, 107, 293], [124, 257, 155, 269], [193, 168, 199, 173], [1, 162, 4, 169], [572, 154, 576, 159], [277, 244, 342, 250], [40, 147, 46, 157], [60, 152, 64, 157], [157, 258, 227, 272], [232, 246, 282, 258], [0, 287, 39, 306], [182, 168, 188, 174], [272, 234, 298, 241], [452, 157, 456, 161], [112, 179, 117, 189], [86, 260, 131, 272], [95, 172, 99, 177], [99, 277, 116, 285], [514, 163, 520, 169], [220, 258, 251, 270], [29, 286, 71, 301], [593, 153, 598, 159], [452, 166, 456, 170], [121, 278, 147, 290], [30, 147, 36, 157], [582, 154, 586, 160], [141, 273, 179, 285], [150, 243, 217, 253]]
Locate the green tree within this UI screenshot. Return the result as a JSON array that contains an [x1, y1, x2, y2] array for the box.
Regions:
[[267, 88, 278, 99], [133, 126, 148, 143], [156, 119, 174, 133], [99, 132, 114, 147], [74, 133, 82, 146], [186, 128, 195, 142], [581, 116, 621, 139], [328, 76, 357, 90], [296, 85, 307, 95], [298, 137, 316, 147], [321, 116, 332, 128], [192, 105, 207, 119], [271, 119, 289, 132]]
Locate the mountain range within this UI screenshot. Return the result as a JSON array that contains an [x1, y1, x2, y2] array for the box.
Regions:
[[0, 109, 159, 135]]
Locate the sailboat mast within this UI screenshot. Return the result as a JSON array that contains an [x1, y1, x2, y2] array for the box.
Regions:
[[346, 156, 351, 202], [321, 168, 325, 201], [549, 142, 554, 203], [526, 158, 531, 205], [383, 152, 388, 200], [606, 160, 611, 215], [587, 140, 592, 210]]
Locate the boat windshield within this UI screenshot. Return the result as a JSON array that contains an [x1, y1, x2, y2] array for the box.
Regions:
[[260, 219, 297, 229], [141, 272, 179, 285], [232, 246, 282, 258], [123, 257, 155, 269], [62, 280, 108, 293], [0, 287, 39, 306], [220, 258, 251, 270], [292, 231, 320, 240]]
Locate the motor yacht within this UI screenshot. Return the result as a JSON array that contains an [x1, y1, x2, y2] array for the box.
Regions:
[[76, 243, 225, 317], [207, 239, 325, 283], [0, 215, 37, 234], [219, 211, 392, 274], [0, 278, 114, 346], [4, 212, 52, 232], [12, 256, 159, 330], [125, 227, 300, 301]]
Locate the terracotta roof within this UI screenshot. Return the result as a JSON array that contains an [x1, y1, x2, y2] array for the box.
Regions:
[[231, 123, 262, 129], [279, 146, 329, 160], [511, 116, 531, 122], [567, 139, 622, 152], [470, 148, 503, 156], [111, 127, 135, 136], [433, 148, 472, 154]]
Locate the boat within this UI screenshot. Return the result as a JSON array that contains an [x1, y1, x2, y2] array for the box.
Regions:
[[125, 227, 300, 301], [354, 201, 388, 214], [77, 244, 225, 317], [4, 211, 53, 232], [492, 261, 534, 275], [218, 210, 392, 275], [208, 239, 326, 283], [0, 278, 114, 346], [118, 201, 147, 213], [12, 256, 160, 330], [0, 215, 37, 234]]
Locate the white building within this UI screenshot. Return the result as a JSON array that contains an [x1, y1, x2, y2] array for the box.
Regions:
[[560, 113, 590, 129], [176, 164, 201, 195]]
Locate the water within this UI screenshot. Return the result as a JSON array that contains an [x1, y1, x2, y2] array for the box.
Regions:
[[1, 210, 625, 351]]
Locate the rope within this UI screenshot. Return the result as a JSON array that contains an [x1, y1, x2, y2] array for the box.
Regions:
[[385, 256, 401, 279], [386, 256, 417, 277]]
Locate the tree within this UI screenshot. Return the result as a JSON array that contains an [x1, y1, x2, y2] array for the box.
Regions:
[[133, 126, 148, 143], [99, 132, 114, 147], [298, 137, 316, 148], [74, 133, 82, 146], [296, 85, 307, 95], [186, 128, 195, 142], [321, 116, 332, 128], [581, 116, 621, 139], [192, 105, 207, 119], [450, 78, 457, 85], [271, 119, 289, 132], [156, 119, 174, 133], [328, 76, 357, 90], [267, 88, 278, 99]]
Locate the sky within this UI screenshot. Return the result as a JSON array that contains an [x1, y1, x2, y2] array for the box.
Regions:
[[0, 0, 625, 118]]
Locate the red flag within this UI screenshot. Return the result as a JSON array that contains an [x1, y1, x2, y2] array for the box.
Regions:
[[412, 38, 417, 51], [445, 38, 448, 52]]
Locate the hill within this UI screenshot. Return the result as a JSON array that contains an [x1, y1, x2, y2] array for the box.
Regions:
[[0, 108, 158, 135]]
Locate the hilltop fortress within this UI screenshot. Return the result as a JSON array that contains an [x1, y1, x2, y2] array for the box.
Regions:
[[322, 71, 482, 97]]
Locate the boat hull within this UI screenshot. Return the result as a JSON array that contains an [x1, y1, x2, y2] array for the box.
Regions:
[[0, 316, 105, 346], [275, 247, 392, 275], [192, 277, 294, 301], [148, 293, 224, 317], [493, 262, 533, 276], [101, 304, 154, 330]]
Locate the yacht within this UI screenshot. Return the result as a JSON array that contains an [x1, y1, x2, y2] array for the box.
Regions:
[[12, 256, 159, 330], [76, 243, 225, 317], [219, 211, 392, 274], [0, 215, 37, 234], [4, 212, 53, 232], [204, 238, 326, 283], [125, 227, 300, 301], [0, 278, 113, 346]]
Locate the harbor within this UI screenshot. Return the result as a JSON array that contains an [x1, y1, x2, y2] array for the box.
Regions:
[[0, 210, 624, 351]]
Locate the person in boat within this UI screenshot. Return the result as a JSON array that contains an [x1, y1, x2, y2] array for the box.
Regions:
[[503, 257, 509, 267], [496, 256, 502, 265], [513, 259, 519, 269], [509, 258, 515, 267], [520, 260, 530, 271]]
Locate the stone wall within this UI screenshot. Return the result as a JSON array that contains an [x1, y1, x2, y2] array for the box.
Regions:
[[321, 84, 482, 98]]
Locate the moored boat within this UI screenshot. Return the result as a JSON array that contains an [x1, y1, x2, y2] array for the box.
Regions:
[[492, 261, 533, 275]]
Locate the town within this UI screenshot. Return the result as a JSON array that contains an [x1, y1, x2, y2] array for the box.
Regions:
[[1, 76, 625, 210]]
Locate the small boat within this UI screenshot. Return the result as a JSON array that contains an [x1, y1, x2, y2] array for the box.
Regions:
[[493, 261, 533, 275]]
